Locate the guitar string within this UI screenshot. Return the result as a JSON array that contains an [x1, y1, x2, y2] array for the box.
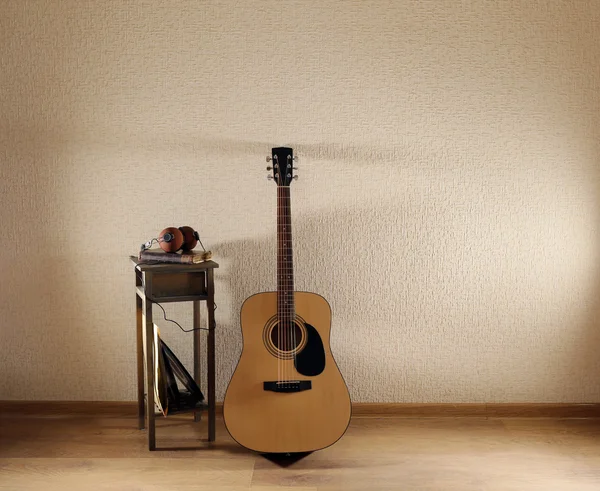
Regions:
[[278, 183, 282, 384], [277, 164, 297, 386], [281, 183, 288, 385], [282, 184, 286, 383], [279, 182, 290, 385], [284, 183, 290, 386], [279, 182, 287, 385], [277, 179, 284, 383], [284, 174, 296, 375], [283, 184, 288, 384], [289, 187, 294, 383], [282, 184, 287, 385], [283, 179, 296, 385], [291, 179, 296, 372], [277, 181, 282, 385]]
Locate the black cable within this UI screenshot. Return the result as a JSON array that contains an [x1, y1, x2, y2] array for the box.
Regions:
[[155, 302, 209, 332], [154, 301, 218, 333]]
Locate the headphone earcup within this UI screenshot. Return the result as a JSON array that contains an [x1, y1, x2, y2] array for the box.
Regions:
[[179, 226, 198, 251], [158, 227, 184, 252]]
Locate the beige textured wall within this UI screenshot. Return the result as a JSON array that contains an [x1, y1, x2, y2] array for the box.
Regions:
[[1, 1, 599, 403]]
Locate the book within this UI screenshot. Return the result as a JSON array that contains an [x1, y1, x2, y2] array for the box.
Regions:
[[138, 249, 212, 264]]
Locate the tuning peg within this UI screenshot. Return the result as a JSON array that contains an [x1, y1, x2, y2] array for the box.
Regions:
[[293, 175, 299, 180], [266, 166, 273, 170], [266, 156, 272, 162], [293, 167, 298, 170], [267, 175, 273, 180]]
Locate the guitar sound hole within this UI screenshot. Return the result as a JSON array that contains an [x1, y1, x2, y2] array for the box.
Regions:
[[270, 322, 303, 352]]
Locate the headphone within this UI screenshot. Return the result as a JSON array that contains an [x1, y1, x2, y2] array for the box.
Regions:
[[141, 226, 203, 253]]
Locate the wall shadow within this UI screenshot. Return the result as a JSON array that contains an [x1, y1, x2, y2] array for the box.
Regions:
[[212, 198, 600, 403]]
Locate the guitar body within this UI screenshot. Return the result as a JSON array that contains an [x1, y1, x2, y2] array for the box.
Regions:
[[223, 291, 351, 454]]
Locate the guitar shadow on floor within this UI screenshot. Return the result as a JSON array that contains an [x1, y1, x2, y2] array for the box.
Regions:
[[262, 452, 312, 466]]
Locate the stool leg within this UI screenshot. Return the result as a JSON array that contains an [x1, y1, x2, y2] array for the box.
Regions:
[[144, 297, 156, 451], [193, 300, 202, 423], [207, 269, 216, 442], [136, 293, 145, 430]]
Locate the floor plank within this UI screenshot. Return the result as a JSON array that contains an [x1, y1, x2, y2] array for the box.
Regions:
[[1, 412, 600, 490]]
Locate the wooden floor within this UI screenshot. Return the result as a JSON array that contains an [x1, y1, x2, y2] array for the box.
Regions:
[[1, 411, 600, 490]]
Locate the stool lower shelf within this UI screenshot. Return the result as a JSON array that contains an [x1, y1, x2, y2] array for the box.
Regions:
[[143, 394, 208, 417]]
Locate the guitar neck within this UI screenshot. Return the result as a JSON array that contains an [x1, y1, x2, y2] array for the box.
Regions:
[[277, 185, 295, 319]]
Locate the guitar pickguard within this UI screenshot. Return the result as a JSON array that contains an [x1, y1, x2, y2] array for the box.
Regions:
[[294, 323, 326, 376]]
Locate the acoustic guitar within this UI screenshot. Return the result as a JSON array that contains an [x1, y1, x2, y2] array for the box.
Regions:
[[223, 147, 351, 454]]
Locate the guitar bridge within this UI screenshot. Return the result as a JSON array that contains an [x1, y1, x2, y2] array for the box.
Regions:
[[263, 380, 312, 393]]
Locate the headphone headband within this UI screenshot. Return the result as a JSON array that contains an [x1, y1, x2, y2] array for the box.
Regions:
[[141, 226, 202, 253]]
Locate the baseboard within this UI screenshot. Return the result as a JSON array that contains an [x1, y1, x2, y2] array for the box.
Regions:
[[351, 403, 600, 418], [1, 401, 599, 418], [0, 401, 140, 415]]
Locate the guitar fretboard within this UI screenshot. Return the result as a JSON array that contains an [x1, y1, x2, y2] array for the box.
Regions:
[[277, 186, 294, 321]]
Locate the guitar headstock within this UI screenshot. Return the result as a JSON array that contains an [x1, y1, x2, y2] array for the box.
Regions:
[[267, 147, 298, 186]]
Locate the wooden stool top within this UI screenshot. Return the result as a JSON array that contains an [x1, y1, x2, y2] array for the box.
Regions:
[[130, 256, 219, 273]]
